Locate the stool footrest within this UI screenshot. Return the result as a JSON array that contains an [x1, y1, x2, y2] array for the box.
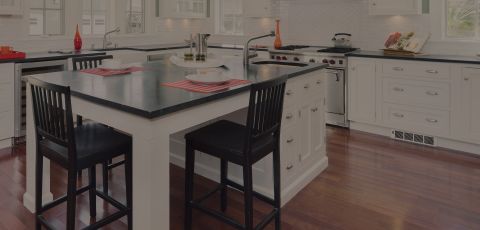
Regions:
[[40, 185, 91, 213], [225, 179, 275, 206], [82, 209, 129, 230], [95, 190, 128, 211], [108, 160, 125, 169], [190, 201, 244, 229]]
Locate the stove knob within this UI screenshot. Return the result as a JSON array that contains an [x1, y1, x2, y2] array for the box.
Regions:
[[282, 56, 288, 60], [329, 60, 336, 65], [293, 57, 300, 61], [322, 59, 329, 63], [276, 56, 282, 60], [339, 60, 344, 65], [271, 55, 275, 59], [309, 59, 316, 63]]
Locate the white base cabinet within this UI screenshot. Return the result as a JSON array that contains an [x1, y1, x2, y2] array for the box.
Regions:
[[0, 63, 15, 142], [348, 56, 480, 155]]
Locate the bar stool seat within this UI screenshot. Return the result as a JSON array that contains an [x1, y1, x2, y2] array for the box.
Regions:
[[40, 123, 130, 170], [185, 120, 275, 165]]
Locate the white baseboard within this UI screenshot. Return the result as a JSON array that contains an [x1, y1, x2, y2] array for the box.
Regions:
[[350, 121, 480, 155]]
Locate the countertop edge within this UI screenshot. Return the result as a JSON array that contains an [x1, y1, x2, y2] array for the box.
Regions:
[[346, 51, 480, 65]]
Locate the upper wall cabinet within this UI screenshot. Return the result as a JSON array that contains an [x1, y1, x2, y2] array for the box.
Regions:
[[157, 0, 208, 18], [244, 0, 272, 18], [0, 0, 23, 15], [369, 0, 425, 15]]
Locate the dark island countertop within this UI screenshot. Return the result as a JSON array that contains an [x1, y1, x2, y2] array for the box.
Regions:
[[0, 50, 106, 64], [27, 57, 327, 119], [93, 43, 270, 52], [347, 50, 480, 65]]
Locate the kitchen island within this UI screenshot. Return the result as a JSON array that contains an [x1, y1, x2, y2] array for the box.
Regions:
[[23, 55, 328, 229]]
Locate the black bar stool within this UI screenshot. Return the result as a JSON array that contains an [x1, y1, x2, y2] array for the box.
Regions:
[[29, 78, 132, 230], [72, 55, 124, 195], [184, 76, 288, 230]]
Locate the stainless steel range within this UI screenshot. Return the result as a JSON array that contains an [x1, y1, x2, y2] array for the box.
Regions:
[[269, 46, 358, 127]]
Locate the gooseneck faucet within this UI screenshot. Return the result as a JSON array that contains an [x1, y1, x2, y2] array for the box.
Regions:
[[103, 27, 121, 49], [244, 31, 276, 67]]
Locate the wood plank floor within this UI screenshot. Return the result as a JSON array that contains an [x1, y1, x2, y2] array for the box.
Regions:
[[1, 127, 480, 229]]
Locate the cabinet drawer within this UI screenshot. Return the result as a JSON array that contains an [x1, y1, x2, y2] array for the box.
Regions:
[[381, 60, 450, 79], [0, 111, 13, 140], [382, 103, 450, 136], [0, 82, 13, 112], [382, 78, 450, 109], [284, 81, 298, 107]]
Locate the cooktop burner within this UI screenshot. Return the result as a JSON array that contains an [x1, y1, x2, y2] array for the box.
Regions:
[[276, 45, 311, 51], [318, 47, 358, 54]]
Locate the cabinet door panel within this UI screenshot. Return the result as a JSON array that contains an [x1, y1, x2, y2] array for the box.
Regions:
[[281, 125, 297, 181], [298, 105, 310, 163], [309, 98, 325, 156], [458, 68, 480, 142], [348, 58, 376, 123]]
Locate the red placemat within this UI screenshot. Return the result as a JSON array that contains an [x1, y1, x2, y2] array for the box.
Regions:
[[162, 79, 250, 93], [80, 66, 144, 76], [0, 51, 26, 60]]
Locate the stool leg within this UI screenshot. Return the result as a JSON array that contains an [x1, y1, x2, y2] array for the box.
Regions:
[[102, 161, 109, 195], [125, 152, 133, 230], [88, 166, 97, 218], [35, 154, 43, 230], [220, 159, 228, 212], [273, 147, 281, 230], [243, 165, 254, 230], [66, 169, 78, 230], [184, 142, 195, 230]]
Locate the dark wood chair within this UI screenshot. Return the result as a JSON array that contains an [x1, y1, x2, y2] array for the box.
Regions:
[[184, 76, 288, 230], [29, 77, 132, 230], [72, 55, 123, 195]]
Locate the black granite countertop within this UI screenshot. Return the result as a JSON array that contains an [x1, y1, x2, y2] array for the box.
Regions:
[[28, 57, 327, 119], [347, 50, 480, 65], [0, 50, 106, 64], [94, 43, 270, 52]]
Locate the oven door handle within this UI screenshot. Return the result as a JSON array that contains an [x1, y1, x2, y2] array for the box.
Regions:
[[326, 71, 340, 81]]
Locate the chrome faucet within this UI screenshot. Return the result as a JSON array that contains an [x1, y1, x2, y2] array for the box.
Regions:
[[244, 31, 275, 67], [103, 27, 120, 49]]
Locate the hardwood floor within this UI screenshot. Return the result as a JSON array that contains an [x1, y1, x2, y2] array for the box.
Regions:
[[1, 127, 480, 229]]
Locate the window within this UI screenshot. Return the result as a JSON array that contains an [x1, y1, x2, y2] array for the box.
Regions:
[[29, 0, 65, 36], [126, 0, 145, 33], [446, 0, 478, 39], [216, 0, 243, 35], [82, 0, 107, 35]]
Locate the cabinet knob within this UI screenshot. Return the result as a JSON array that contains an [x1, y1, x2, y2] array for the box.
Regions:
[[392, 67, 404, 71], [304, 84, 310, 89], [426, 69, 439, 74], [426, 91, 439, 96], [465, 77, 470, 81], [286, 90, 293, 96], [316, 80, 322, 84], [426, 118, 438, 123], [287, 138, 294, 143], [393, 113, 404, 118], [286, 114, 293, 119], [311, 107, 318, 112], [286, 164, 293, 170], [372, 2, 376, 6]]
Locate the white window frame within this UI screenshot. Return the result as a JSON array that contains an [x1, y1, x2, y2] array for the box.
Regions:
[[215, 0, 244, 36], [126, 0, 146, 34], [444, 0, 480, 41], [82, 0, 109, 35], [29, 0, 66, 36]]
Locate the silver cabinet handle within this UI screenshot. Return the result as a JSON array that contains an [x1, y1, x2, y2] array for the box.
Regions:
[[393, 113, 404, 118], [286, 114, 293, 119], [426, 118, 438, 123], [286, 90, 293, 96], [311, 107, 318, 112], [392, 67, 404, 71], [426, 69, 439, 74], [426, 91, 439, 96], [393, 87, 404, 92], [304, 84, 310, 89], [465, 77, 470, 81], [316, 80, 322, 84], [286, 164, 293, 170], [286, 138, 294, 143]]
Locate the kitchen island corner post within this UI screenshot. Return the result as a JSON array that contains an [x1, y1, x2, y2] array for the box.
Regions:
[[23, 80, 54, 213]]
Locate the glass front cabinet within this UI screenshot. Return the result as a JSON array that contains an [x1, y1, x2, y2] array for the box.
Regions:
[[0, 0, 23, 15]]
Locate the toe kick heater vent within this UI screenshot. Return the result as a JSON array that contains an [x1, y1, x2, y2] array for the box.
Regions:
[[391, 130, 436, 147]]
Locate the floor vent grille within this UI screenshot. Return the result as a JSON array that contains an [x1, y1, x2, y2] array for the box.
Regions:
[[391, 130, 436, 146]]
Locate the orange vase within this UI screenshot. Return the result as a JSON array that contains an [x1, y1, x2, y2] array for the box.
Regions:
[[74, 24, 82, 51], [274, 20, 282, 49]]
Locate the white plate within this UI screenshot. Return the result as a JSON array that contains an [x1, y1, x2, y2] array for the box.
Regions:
[[186, 74, 231, 85], [98, 65, 130, 71], [170, 55, 225, 68]]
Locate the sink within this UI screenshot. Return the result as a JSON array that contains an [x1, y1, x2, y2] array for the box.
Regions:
[[252, 61, 308, 67]]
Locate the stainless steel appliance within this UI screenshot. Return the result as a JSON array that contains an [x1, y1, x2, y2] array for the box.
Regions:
[[269, 46, 358, 127], [14, 60, 68, 141]]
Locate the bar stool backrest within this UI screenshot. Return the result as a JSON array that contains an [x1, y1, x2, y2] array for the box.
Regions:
[[29, 78, 77, 165], [244, 76, 288, 160], [72, 55, 113, 71]]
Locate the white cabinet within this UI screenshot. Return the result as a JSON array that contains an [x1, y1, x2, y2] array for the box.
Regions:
[[455, 67, 480, 143], [0, 63, 15, 141], [157, 0, 208, 18], [369, 0, 422, 15], [0, 0, 22, 15], [244, 0, 272, 18], [348, 58, 376, 124]]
